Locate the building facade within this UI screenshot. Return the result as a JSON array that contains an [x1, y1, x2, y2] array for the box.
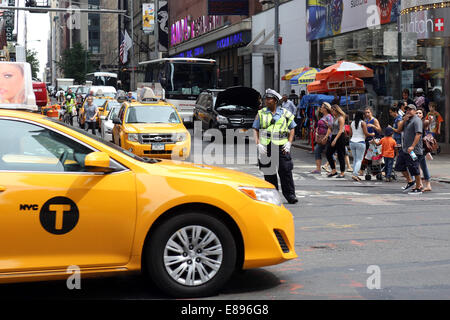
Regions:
[[307, 0, 449, 149], [251, 0, 309, 96], [167, 0, 262, 89]]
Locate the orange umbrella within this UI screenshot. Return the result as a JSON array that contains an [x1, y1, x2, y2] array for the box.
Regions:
[[307, 73, 365, 94], [315, 61, 373, 81]]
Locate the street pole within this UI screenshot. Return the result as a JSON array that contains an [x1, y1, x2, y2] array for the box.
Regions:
[[397, 13, 402, 100], [274, 0, 279, 93], [129, 0, 135, 91], [155, 0, 159, 59]]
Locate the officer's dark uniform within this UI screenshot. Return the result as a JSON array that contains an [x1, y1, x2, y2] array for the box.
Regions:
[[253, 90, 298, 204]]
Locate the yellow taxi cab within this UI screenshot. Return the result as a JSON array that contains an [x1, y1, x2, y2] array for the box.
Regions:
[[112, 89, 191, 160], [78, 95, 113, 130], [0, 62, 297, 298], [98, 99, 121, 130]]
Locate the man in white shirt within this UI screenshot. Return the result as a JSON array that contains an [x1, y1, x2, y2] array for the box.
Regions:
[[281, 94, 297, 115]]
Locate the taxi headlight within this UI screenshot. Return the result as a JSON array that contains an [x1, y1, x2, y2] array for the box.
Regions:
[[175, 132, 187, 142], [127, 133, 139, 142], [238, 187, 282, 206]]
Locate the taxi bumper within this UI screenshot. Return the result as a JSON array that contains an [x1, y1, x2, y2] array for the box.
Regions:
[[238, 202, 297, 269], [123, 139, 191, 160]]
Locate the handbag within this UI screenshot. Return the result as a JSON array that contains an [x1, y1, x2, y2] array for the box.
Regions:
[[315, 131, 327, 145], [423, 133, 438, 153]]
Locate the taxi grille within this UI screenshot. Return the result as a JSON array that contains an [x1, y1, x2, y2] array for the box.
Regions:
[[140, 134, 175, 144], [144, 150, 172, 155], [274, 229, 290, 253]]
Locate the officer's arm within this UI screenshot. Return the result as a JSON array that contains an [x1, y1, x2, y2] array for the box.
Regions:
[[253, 129, 260, 145], [288, 128, 295, 143]]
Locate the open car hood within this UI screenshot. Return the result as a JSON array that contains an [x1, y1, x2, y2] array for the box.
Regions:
[[215, 86, 260, 110]]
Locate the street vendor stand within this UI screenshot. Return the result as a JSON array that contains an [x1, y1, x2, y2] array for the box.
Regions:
[[299, 94, 354, 151]]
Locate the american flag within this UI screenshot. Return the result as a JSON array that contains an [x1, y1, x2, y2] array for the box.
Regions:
[[119, 30, 132, 64]]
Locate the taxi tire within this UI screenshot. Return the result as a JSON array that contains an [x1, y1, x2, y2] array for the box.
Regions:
[[145, 212, 237, 298]]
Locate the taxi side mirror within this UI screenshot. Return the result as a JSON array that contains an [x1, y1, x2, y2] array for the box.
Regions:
[[113, 116, 122, 125], [84, 152, 115, 173], [99, 107, 104, 111]]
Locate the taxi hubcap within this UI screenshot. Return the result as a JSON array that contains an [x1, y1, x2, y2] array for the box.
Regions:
[[163, 225, 223, 286]]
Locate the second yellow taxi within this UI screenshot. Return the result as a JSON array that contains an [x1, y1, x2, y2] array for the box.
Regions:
[[112, 89, 191, 160]]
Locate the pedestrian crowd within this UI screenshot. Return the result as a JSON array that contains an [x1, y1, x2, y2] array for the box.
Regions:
[[253, 87, 443, 201], [53, 86, 136, 136]]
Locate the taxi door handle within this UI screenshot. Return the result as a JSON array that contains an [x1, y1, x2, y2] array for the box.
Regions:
[[0, 186, 6, 192]]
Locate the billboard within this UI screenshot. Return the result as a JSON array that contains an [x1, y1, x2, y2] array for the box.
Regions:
[[306, 0, 400, 41], [142, 3, 155, 34], [400, 7, 450, 39], [208, 0, 249, 16], [157, 0, 169, 52]]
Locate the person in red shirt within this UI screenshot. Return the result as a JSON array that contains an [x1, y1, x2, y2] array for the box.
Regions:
[[372, 127, 397, 182], [425, 102, 443, 138]]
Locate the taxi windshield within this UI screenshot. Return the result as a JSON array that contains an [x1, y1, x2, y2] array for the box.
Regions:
[[47, 118, 159, 163], [106, 101, 121, 110], [91, 98, 108, 107], [125, 105, 180, 124]]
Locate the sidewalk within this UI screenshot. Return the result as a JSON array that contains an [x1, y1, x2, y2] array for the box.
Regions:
[[293, 139, 450, 184]]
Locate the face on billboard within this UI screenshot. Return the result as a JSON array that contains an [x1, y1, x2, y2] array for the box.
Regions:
[[0, 63, 25, 104], [0, 62, 36, 109]]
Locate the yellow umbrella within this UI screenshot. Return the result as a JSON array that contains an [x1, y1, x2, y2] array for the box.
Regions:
[[289, 68, 321, 84], [282, 67, 313, 81]]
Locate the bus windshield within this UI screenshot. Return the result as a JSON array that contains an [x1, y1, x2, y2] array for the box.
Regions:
[[86, 73, 118, 87], [143, 60, 217, 100], [164, 62, 216, 98]]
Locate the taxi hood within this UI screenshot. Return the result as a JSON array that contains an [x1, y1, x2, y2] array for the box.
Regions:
[[124, 122, 187, 134], [151, 160, 274, 189]]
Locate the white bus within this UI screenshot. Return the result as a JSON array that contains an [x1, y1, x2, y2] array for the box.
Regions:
[[86, 72, 118, 88], [138, 58, 218, 123]]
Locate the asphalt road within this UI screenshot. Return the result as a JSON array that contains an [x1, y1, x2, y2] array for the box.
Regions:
[[2, 126, 450, 300]]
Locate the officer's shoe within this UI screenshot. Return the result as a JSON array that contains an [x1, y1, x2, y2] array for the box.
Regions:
[[287, 197, 298, 204]]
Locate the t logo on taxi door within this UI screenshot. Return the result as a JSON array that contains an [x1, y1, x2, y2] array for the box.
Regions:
[[40, 197, 79, 235]]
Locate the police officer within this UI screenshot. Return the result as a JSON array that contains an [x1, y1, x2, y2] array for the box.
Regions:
[[253, 88, 298, 204]]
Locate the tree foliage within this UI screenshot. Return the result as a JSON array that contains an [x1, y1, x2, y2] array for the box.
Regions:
[[58, 42, 93, 84], [26, 49, 40, 80]]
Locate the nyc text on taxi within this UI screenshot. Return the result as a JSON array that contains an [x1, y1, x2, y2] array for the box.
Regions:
[[0, 66, 297, 297], [112, 95, 191, 160]]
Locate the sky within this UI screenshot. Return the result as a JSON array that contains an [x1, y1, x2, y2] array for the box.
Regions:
[[18, 7, 50, 81]]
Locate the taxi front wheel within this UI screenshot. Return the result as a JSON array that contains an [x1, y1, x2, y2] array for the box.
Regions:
[[145, 212, 237, 298]]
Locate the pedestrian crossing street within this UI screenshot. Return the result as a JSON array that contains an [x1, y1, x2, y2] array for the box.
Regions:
[[216, 163, 450, 203]]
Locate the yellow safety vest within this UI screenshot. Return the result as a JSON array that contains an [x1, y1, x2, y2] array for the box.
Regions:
[[258, 107, 294, 145]]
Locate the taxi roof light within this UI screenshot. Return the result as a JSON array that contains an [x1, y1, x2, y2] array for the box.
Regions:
[[137, 87, 161, 103]]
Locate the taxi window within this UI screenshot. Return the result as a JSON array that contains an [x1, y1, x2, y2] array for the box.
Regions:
[[0, 119, 94, 172], [125, 106, 180, 124]]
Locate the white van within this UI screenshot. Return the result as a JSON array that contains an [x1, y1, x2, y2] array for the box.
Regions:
[[89, 86, 117, 98]]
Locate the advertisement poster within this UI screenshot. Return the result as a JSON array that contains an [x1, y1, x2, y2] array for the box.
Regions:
[[306, 0, 400, 41], [158, 0, 169, 52], [142, 3, 155, 34]]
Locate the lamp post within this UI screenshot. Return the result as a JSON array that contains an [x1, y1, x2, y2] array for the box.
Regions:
[[274, 0, 279, 93], [260, 0, 280, 92]]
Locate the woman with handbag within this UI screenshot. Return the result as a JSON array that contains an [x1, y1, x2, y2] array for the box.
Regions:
[[349, 110, 373, 181], [416, 107, 432, 192], [311, 102, 333, 174], [325, 104, 347, 178]]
